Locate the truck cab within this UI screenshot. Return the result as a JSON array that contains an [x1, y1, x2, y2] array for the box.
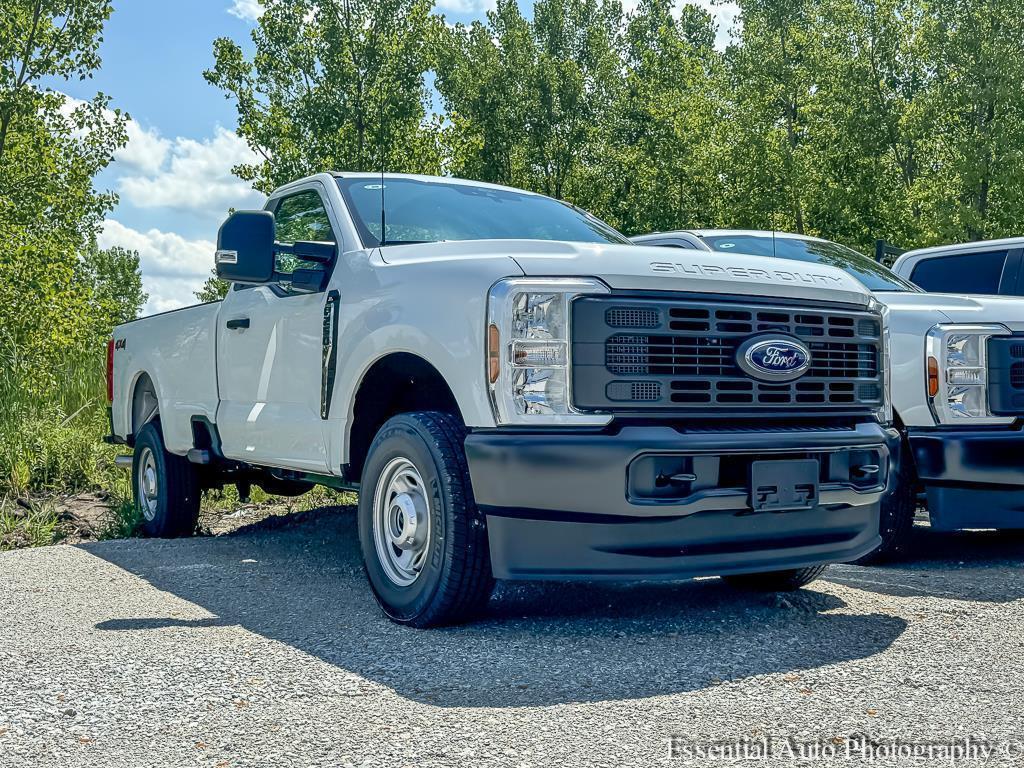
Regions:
[[892, 237, 1024, 297], [635, 229, 1024, 558], [109, 176, 898, 626]]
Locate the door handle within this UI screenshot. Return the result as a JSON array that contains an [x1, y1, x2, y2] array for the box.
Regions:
[[226, 317, 250, 330]]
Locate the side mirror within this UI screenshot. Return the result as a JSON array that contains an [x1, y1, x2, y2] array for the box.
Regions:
[[215, 211, 276, 284]]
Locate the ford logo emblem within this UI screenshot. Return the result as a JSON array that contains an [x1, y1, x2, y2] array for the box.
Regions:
[[737, 336, 811, 382]]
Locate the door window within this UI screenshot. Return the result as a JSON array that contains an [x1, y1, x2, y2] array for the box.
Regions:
[[272, 191, 336, 276], [910, 251, 1007, 294]]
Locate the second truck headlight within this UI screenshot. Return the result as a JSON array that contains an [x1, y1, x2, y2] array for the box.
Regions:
[[487, 278, 611, 426], [926, 324, 1011, 424]]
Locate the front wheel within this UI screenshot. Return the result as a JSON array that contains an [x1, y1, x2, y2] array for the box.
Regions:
[[724, 565, 828, 592], [132, 422, 201, 538], [357, 411, 494, 628]]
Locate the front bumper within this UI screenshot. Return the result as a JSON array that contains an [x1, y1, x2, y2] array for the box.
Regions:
[[910, 427, 1024, 530], [465, 422, 899, 580]]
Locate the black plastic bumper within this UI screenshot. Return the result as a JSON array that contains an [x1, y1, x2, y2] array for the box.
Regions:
[[464, 422, 899, 580], [909, 428, 1024, 530]]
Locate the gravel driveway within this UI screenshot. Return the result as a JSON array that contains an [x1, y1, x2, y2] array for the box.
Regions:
[[1, 506, 1022, 767]]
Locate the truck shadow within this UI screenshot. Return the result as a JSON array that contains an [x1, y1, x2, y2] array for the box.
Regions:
[[83, 506, 911, 708], [824, 525, 1024, 603]]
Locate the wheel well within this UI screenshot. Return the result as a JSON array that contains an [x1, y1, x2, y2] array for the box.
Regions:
[[891, 410, 920, 485], [131, 373, 159, 437], [348, 353, 462, 481]]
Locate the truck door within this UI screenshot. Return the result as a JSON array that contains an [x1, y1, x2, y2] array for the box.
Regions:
[[216, 184, 339, 472]]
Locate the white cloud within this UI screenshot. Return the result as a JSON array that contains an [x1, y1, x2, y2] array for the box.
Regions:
[[228, 0, 264, 21], [118, 126, 264, 217], [58, 93, 172, 176], [117, 120, 172, 176], [435, 0, 497, 12], [98, 219, 215, 314]]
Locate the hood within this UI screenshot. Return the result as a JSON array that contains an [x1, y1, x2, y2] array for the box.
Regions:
[[875, 291, 1024, 327], [380, 240, 874, 307]]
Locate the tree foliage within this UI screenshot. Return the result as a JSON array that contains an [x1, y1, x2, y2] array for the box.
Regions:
[[208, 0, 1024, 254], [205, 0, 443, 194], [0, 0, 134, 412], [195, 269, 230, 303]]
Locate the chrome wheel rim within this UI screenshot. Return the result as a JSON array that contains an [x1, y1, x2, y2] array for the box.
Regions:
[[137, 447, 159, 522], [372, 457, 431, 587]]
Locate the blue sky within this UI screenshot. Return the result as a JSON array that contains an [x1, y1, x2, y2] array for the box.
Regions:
[[65, 0, 736, 313]]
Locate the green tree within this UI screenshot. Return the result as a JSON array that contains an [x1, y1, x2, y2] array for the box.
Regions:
[[912, 0, 1024, 242], [0, 1, 127, 403], [77, 244, 147, 330], [720, 0, 917, 251], [205, 0, 443, 193], [721, 0, 821, 234], [195, 270, 230, 303], [436, 0, 624, 208], [804, 0, 926, 250], [598, 0, 724, 233], [434, 0, 536, 186]]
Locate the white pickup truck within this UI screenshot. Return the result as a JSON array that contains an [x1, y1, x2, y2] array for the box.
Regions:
[[635, 230, 1024, 559], [892, 237, 1024, 298], [108, 174, 899, 627]]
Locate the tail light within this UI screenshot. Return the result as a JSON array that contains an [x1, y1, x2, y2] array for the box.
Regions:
[[106, 339, 115, 402]]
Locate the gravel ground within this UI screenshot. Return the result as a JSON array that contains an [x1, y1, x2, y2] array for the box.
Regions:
[[1, 506, 1022, 767]]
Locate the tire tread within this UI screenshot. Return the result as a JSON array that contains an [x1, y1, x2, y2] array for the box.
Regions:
[[134, 422, 200, 538], [363, 411, 494, 627], [725, 565, 828, 591]]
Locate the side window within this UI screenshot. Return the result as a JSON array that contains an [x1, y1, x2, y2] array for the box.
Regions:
[[1002, 251, 1024, 296], [272, 190, 336, 276], [910, 251, 1007, 294]]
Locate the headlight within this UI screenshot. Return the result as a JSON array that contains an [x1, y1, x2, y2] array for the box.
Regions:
[[487, 278, 612, 425], [926, 324, 1012, 424], [876, 299, 894, 426]]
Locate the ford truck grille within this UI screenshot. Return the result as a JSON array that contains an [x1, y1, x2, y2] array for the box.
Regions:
[[572, 296, 884, 414], [987, 336, 1024, 415]]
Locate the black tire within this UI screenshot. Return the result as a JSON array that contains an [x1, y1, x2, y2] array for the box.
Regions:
[[724, 565, 828, 592], [358, 411, 494, 627], [852, 444, 917, 565], [132, 422, 201, 538]]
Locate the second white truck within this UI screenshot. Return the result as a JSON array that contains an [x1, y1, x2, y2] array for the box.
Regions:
[[108, 174, 898, 626], [635, 229, 1024, 558]]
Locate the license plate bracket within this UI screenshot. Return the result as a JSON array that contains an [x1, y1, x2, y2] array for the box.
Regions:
[[750, 459, 819, 512]]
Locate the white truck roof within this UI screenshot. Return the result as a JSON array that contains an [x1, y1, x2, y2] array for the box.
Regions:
[[892, 236, 1024, 278]]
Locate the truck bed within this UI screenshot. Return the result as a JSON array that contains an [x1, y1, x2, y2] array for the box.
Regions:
[[111, 301, 221, 455]]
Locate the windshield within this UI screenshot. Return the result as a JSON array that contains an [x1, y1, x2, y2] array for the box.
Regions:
[[701, 234, 917, 293], [337, 177, 630, 248]]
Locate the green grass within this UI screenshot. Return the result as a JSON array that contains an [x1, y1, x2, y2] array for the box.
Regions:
[[99, 472, 140, 540], [0, 407, 121, 495], [0, 496, 59, 550], [0, 348, 360, 551], [201, 483, 358, 516], [0, 344, 119, 492], [0, 347, 134, 547]]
